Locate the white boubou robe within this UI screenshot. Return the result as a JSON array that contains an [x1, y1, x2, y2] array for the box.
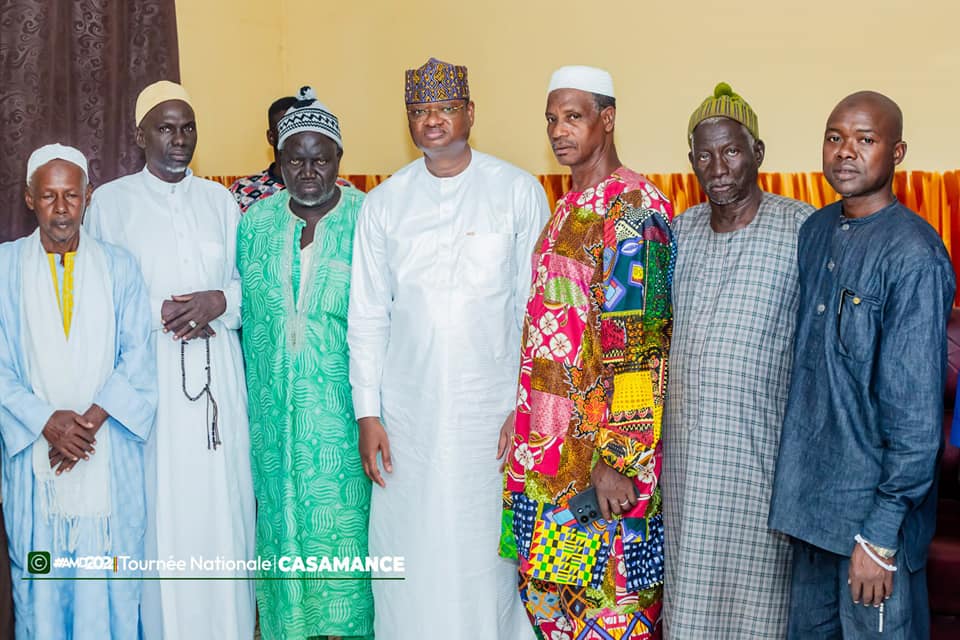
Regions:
[[86, 168, 255, 640]]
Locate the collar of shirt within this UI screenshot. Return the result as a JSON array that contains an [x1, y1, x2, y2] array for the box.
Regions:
[[839, 199, 899, 226], [139, 166, 194, 196]]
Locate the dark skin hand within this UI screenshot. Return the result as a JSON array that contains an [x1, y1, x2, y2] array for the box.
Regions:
[[495, 411, 638, 519], [495, 411, 515, 473], [48, 404, 109, 474], [161, 290, 226, 340], [42, 409, 99, 473], [849, 544, 894, 607], [357, 416, 392, 488], [591, 459, 638, 522]]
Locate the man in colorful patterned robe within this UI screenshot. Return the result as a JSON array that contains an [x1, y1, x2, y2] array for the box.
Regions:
[[501, 66, 675, 640]]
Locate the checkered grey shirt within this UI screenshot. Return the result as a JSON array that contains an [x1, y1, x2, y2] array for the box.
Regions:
[[662, 192, 814, 638]]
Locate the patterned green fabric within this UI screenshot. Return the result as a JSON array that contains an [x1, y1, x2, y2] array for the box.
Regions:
[[238, 188, 373, 640]]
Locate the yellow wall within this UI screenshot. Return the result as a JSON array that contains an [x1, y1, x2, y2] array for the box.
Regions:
[[175, 0, 286, 174], [177, 0, 960, 177]]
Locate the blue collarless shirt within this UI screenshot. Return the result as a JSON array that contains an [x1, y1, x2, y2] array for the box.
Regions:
[[769, 199, 955, 570]]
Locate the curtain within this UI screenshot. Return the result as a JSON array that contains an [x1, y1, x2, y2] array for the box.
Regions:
[[0, 0, 180, 243], [208, 170, 960, 304]]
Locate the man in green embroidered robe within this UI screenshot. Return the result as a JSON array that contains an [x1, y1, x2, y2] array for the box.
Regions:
[[238, 87, 373, 640]]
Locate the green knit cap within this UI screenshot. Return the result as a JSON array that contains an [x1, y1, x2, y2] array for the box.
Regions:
[[688, 82, 759, 146]]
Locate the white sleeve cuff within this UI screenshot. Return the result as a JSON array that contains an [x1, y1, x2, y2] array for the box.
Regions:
[[352, 387, 381, 420]]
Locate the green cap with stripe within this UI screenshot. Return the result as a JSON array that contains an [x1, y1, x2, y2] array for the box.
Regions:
[[688, 82, 759, 146]]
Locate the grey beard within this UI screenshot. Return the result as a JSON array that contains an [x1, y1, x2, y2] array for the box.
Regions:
[[158, 161, 189, 175], [292, 188, 336, 208]]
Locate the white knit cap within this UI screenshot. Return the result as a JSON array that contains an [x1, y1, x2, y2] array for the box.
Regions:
[[547, 65, 615, 98], [26, 143, 88, 186]]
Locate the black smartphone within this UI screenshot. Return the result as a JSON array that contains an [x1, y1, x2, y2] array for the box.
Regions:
[[567, 484, 641, 526], [568, 487, 603, 525]]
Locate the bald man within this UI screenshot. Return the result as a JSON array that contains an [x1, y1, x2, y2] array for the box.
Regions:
[[770, 92, 955, 639]]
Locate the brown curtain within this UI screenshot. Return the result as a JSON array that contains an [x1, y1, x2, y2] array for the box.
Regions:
[[0, 0, 180, 243]]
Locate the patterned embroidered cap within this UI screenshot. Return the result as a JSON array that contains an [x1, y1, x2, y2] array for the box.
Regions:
[[404, 58, 469, 105], [277, 86, 342, 150], [688, 82, 759, 146]]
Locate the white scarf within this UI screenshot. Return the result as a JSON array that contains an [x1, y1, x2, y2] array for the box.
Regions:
[[21, 229, 114, 553]]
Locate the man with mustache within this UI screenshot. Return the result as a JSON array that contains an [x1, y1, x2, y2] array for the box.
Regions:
[[228, 94, 354, 213], [238, 87, 373, 640], [501, 65, 674, 640], [85, 81, 255, 640], [770, 91, 955, 638], [661, 83, 813, 639], [0, 144, 156, 638], [348, 57, 550, 639]]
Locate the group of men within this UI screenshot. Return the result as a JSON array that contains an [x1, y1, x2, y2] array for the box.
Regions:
[[0, 56, 953, 640]]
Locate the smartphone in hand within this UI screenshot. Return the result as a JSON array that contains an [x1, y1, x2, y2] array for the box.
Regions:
[[567, 484, 641, 526]]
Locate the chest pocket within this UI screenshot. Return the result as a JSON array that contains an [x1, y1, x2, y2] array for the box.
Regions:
[[197, 233, 226, 281], [459, 232, 513, 292], [310, 259, 351, 319], [836, 287, 881, 362]]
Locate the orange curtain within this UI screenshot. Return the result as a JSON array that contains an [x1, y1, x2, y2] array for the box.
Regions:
[[206, 171, 960, 303]]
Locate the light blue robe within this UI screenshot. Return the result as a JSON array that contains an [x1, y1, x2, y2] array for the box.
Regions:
[[0, 235, 157, 639]]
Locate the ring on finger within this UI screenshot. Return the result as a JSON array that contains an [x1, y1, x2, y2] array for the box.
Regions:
[[188, 319, 198, 329], [619, 499, 630, 507]]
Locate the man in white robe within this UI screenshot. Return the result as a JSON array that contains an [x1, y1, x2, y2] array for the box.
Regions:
[[0, 144, 157, 638], [348, 57, 550, 640], [84, 82, 255, 640]]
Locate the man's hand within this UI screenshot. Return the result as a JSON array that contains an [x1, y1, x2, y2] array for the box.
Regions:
[[42, 410, 97, 473], [496, 411, 515, 473], [358, 417, 392, 488], [161, 290, 226, 341], [80, 403, 109, 437], [48, 447, 77, 474], [48, 404, 109, 473], [591, 459, 638, 522], [849, 543, 894, 607]]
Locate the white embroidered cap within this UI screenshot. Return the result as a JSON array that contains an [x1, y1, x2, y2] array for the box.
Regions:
[[26, 143, 88, 186], [547, 65, 615, 99]]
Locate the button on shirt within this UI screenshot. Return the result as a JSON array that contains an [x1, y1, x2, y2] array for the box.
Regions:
[[769, 200, 955, 570]]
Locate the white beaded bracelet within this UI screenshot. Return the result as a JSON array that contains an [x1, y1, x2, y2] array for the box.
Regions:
[[854, 534, 898, 572]]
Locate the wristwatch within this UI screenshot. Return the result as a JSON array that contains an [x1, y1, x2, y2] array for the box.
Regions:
[[866, 541, 896, 559]]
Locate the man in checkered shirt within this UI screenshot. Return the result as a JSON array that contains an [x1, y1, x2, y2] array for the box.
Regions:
[[661, 83, 814, 639]]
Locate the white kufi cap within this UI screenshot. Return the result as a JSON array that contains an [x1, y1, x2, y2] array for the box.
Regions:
[[26, 143, 88, 186], [547, 65, 615, 98]]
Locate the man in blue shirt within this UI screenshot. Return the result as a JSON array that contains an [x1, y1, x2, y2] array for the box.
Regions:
[[0, 144, 157, 638], [769, 91, 955, 639]]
